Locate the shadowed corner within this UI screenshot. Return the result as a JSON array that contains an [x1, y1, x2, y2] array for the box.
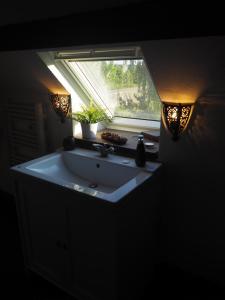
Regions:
[[188, 96, 225, 148]]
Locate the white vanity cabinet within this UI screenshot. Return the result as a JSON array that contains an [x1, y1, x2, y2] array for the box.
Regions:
[[11, 149, 162, 300], [14, 178, 72, 288], [13, 174, 118, 300]]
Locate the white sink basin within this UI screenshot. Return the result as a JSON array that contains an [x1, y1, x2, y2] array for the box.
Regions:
[[11, 148, 161, 203]]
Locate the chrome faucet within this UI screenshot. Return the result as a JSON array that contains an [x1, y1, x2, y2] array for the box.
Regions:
[[92, 143, 115, 157]]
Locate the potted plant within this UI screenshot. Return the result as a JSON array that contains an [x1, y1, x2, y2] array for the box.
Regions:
[[68, 101, 112, 139]]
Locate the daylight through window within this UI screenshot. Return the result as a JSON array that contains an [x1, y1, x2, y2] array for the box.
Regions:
[[39, 47, 162, 130], [66, 58, 161, 122]]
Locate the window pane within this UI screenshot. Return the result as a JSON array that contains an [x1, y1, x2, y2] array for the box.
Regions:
[[68, 59, 161, 121]]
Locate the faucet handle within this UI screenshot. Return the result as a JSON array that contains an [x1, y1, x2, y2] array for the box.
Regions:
[[92, 143, 102, 149], [108, 145, 115, 152], [92, 143, 115, 157], [102, 143, 115, 152], [110, 144, 118, 152]]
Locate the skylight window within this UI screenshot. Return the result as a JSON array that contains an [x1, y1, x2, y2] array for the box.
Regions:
[[67, 59, 161, 121], [39, 47, 161, 131]]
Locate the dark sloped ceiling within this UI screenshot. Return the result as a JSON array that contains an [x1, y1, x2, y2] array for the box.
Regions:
[[0, 1, 224, 51], [0, 0, 141, 26]]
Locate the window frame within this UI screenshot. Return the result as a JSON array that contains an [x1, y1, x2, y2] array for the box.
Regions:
[[38, 47, 161, 132]]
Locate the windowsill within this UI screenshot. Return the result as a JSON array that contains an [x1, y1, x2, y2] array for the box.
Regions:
[[74, 128, 160, 161]]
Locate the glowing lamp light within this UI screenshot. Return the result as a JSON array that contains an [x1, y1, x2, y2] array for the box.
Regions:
[[49, 94, 71, 123], [162, 102, 194, 141]]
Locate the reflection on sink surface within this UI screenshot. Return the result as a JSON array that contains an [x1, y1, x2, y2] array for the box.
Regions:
[[12, 148, 161, 202], [27, 152, 140, 193]]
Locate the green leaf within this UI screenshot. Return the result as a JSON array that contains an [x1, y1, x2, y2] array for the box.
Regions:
[[67, 101, 112, 124]]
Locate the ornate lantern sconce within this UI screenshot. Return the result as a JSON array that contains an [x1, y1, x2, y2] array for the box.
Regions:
[[162, 102, 194, 141], [49, 94, 71, 123]]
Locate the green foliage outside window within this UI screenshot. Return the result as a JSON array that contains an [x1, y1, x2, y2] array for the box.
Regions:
[[101, 60, 161, 120]]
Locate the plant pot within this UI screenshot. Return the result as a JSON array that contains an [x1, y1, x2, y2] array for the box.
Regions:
[[80, 122, 98, 139]]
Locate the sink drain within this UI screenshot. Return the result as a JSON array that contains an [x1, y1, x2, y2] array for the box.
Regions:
[[89, 183, 98, 188]]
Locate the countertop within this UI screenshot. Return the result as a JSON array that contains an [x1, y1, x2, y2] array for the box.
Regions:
[[74, 128, 160, 161]]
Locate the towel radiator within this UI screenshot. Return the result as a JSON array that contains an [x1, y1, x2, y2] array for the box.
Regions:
[[7, 101, 46, 166]]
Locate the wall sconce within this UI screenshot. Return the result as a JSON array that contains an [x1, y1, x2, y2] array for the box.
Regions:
[[49, 94, 71, 123], [162, 102, 194, 141]]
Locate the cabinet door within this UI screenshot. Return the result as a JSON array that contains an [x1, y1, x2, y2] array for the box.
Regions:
[[68, 194, 117, 300], [21, 180, 71, 286]]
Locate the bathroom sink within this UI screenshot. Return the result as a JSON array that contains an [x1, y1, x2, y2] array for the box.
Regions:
[[11, 148, 161, 203]]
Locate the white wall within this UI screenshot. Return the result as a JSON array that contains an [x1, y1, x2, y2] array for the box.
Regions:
[[0, 36, 225, 284]]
